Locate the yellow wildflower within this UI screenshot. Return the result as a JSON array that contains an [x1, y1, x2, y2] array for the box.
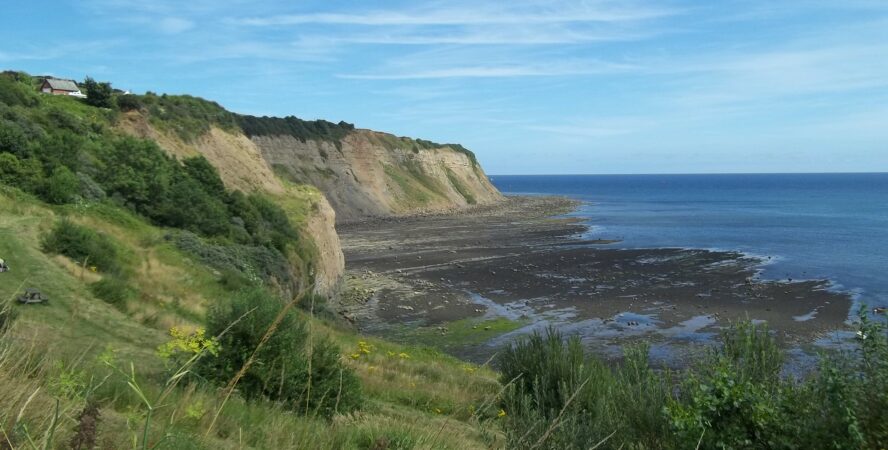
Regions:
[[398, 352, 410, 359], [157, 327, 219, 360], [498, 409, 507, 418], [349, 353, 361, 360]]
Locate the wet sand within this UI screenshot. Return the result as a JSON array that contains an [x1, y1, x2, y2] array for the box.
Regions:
[[338, 196, 852, 365]]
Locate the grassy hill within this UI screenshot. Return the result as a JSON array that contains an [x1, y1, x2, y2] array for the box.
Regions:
[[0, 186, 502, 449]]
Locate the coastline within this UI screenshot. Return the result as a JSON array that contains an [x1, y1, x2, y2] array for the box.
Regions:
[[337, 195, 852, 366]]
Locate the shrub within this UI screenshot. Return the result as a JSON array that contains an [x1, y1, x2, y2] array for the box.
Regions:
[[89, 277, 134, 307], [498, 317, 888, 449], [41, 219, 122, 273], [0, 117, 32, 156], [0, 153, 44, 192], [0, 72, 39, 107], [140, 93, 239, 141], [77, 172, 106, 201], [496, 327, 669, 449], [195, 288, 361, 418], [236, 115, 354, 144], [171, 231, 296, 293], [115, 94, 142, 112], [43, 165, 79, 204], [666, 322, 787, 449]]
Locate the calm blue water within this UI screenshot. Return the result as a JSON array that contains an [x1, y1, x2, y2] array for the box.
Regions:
[[490, 174, 888, 313]]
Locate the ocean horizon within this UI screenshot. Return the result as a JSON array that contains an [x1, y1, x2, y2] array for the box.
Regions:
[[490, 173, 888, 317]]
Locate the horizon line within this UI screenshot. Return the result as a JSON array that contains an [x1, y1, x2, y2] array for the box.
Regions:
[[488, 171, 888, 177]]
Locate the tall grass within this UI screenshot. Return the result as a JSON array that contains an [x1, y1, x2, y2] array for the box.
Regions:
[[497, 311, 888, 449], [497, 328, 670, 449]]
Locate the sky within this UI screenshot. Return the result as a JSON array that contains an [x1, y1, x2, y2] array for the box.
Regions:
[[2, 1, 887, 174]]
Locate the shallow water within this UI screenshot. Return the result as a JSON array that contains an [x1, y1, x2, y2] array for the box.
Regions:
[[492, 173, 888, 314]]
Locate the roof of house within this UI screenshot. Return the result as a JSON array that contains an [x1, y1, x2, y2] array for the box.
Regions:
[[43, 78, 79, 92]]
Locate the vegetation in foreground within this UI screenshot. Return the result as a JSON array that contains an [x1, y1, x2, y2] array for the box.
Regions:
[[498, 314, 888, 449]]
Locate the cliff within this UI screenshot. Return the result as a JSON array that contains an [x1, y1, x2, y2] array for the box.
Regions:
[[251, 129, 504, 222], [113, 95, 502, 296], [117, 112, 345, 297]]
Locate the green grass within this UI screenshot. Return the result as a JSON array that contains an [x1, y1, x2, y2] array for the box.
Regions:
[[384, 164, 441, 208], [0, 185, 503, 449], [446, 168, 477, 205], [392, 317, 528, 350]]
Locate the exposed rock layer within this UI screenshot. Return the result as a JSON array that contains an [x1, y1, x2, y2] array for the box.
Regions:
[[253, 131, 503, 223]]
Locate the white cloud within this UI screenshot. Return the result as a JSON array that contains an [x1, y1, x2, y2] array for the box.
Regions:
[[303, 27, 655, 46], [236, 2, 676, 27], [157, 17, 195, 34], [339, 60, 637, 79]]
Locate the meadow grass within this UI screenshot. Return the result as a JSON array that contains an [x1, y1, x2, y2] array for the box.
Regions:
[[0, 187, 504, 449]]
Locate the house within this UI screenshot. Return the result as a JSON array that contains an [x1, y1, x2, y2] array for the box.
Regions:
[[40, 78, 86, 98]]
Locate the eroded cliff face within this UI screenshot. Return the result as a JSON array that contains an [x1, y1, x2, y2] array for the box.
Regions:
[[252, 130, 504, 222], [303, 194, 344, 296], [116, 111, 503, 298], [117, 113, 345, 298]]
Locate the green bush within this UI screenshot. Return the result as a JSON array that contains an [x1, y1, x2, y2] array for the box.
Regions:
[[90, 277, 134, 307], [195, 288, 362, 418], [665, 322, 800, 449], [497, 327, 670, 449], [140, 93, 239, 141], [499, 315, 888, 450], [41, 219, 122, 273], [0, 153, 44, 192], [115, 94, 142, 112], [0, 72, 39, 107], [236, 115, 354, 144], [0, 117, 33, 156], [172, 231, 295, 293], [43, 165, 79, 204]]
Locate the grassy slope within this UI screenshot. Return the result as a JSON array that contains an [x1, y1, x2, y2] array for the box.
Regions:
[[0, 191, 502, 449]]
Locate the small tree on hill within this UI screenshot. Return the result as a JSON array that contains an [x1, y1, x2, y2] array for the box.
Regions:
[[82, 76, 114, 108]]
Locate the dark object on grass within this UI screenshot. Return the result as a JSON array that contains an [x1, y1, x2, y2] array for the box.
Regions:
[[69, 402, 100, 450], [0, 258, 8, 272], [874, 306, 887, 315], [17, 288, 48, 305]]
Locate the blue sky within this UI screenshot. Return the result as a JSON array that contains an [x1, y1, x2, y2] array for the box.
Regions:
[[2, 1, 887, 174]]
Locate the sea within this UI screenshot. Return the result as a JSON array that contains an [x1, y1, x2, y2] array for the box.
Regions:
[[490, 173, 888, 317]]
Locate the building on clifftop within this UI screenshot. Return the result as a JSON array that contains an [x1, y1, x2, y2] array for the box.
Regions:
[[39, 78, 86, 98]]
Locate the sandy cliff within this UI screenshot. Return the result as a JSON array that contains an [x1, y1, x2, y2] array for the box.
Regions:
[[117, 111, 503, 297], [252, 130, 504, 222], [118, 112, 345, 297]]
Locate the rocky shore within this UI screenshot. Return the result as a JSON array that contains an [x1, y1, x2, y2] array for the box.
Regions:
[[337, 195, 852, 366]]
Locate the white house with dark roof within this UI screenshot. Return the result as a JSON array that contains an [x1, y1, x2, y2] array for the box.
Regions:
[[40, 78, 86, 98]]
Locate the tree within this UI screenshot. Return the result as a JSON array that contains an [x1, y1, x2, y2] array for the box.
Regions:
[[82, 77, 114, 108]]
